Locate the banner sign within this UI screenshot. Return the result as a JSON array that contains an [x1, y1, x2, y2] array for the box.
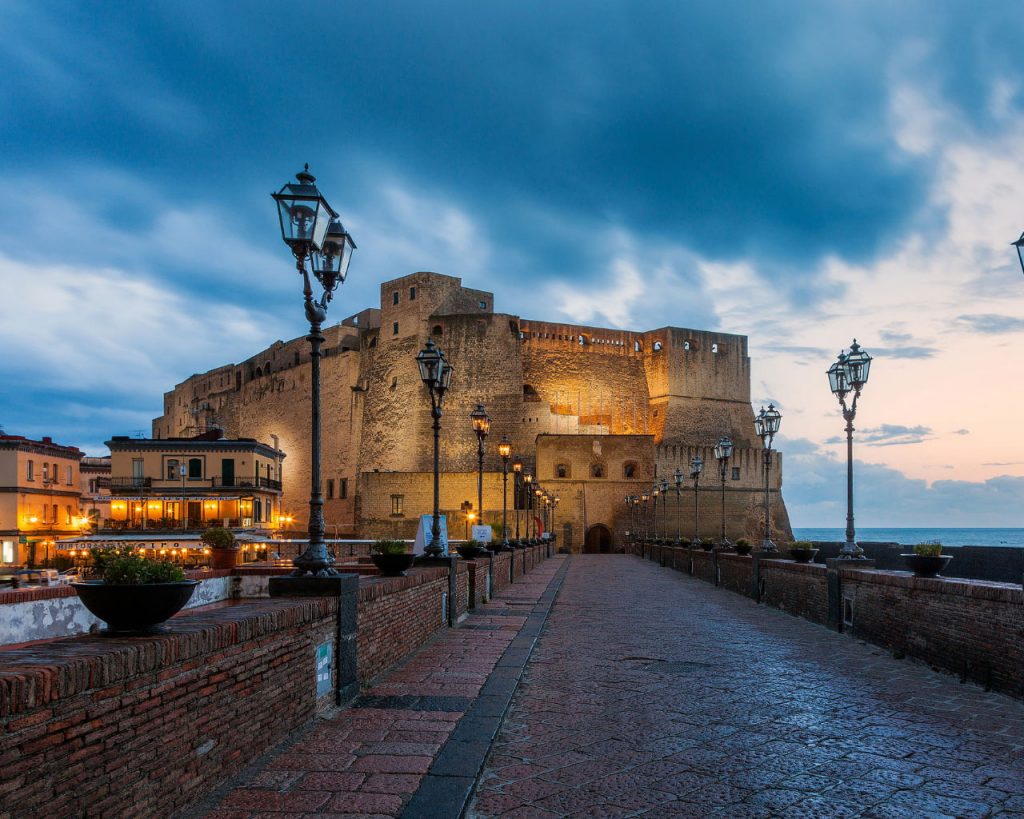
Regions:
[[413, 514, 448, 556], [316, 642, 332, 697]]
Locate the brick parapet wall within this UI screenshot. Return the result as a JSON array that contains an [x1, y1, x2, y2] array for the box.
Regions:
[[0, 598, 337, 816], [840, 569, 1024, 698], [760, 560, 829, 625], [631, 544, 1022, 699]]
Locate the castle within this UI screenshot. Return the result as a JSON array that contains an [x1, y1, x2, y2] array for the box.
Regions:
[[152, 272, 792, 551]]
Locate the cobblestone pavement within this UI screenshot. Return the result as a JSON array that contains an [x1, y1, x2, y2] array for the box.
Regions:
[[197, 557, 564, 818], [467, 555, 1024, 818]]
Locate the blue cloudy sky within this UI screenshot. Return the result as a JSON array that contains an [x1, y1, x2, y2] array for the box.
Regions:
[[2, 1, 1024, 527]]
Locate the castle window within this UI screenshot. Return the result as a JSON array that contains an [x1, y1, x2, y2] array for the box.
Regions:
[[578, 335, 586, 345], [556, 463, 569, 479], [294, 351, 300, 365], [370, 336, 377, 348], [410, 286, 417, 301], [634, 340, 642, 352], [393, 322, 399, 335], [478, 300, 487, 310], [326, 479, 334, 499], [390, 376, 398, 390], [590, 463, 605, 479], [391, 494, 404, 516], [732, 467, 740, 480], [255, 366, 263, 378], [393, 291, 399, 305], [340, 478, 348, 499], [653, 341, 663, 352], [623, 462, 636, 478], [432, 324, 443, 336], [712, 343, 719, 353], [683, 341, 691, 351], [353, 316, 360, 325]]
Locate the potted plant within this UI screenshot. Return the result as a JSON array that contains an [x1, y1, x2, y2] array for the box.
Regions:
[[700, 538, 716, 552], [675, 537, 691, 549], [456, 539, 489, 559], [72, 548, 198, 634], [370, 540, 415, 577], [734, 538, 752, 556], [787, 541, 818, 563], [901, 543, 952, 578], [201, 526, 239, 569]]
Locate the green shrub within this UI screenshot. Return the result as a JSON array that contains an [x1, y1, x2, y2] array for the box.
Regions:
[[736, 538, 750, 547], [790, 541, 814, 550], [200, 527, 236, 549], [94, 548, 185, 584], [700, 538, 715, 547], [913, 542, 942, 557], [372, 539, 409, 555], [465, 539, 484, 549], [677, 538, 692, 547]]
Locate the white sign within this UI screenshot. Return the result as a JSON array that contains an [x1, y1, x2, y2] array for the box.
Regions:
[[413, 514, 449, 556], [471, 524, 493, 544]]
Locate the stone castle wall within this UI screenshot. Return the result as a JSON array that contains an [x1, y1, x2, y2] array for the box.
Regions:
[[152, 271, 792, 546]]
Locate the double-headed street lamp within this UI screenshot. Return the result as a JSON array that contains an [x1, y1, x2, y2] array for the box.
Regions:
[[659, 478, 669, 542], [690, 456, 703, 542], [512, 456, 523, 540], [650, 485, 660, 540], [498, 436, 512, 548], [640, 492, 650, 540], [417, 339, 455, 556], [713, 437, 734, 548], [272, 165, 356, 576], [470, 404, 491, 541], [828, 340, 873, 558], [754, 404, 782, 552]]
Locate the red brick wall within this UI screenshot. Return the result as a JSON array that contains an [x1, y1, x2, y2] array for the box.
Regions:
[[0, 598, 337, 817], [718, 553, 752, 594], [456, 565, 470, 618], [841, 569, 1024, 698], [356, 567, 449, 683], [692, 549, 715, 584], [760, 561, 828, 624], [491, 552, 512, 593]]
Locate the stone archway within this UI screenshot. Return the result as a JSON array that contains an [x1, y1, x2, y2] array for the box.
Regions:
[[584, 524, 613, 554]]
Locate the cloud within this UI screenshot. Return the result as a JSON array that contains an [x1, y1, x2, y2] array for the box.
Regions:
[[825, 424, 933, 447], [955, 314, 1024, 334], [870, 346, 939, 360], [952, 428, 970, 436]]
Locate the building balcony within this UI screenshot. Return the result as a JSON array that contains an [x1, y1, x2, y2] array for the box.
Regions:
[[106, 477, 152, 492], [102, 476, 282, 493]]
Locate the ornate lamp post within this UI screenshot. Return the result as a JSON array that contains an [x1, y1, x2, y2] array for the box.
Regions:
[[625, 495, 635, 543], [640, 492, 650, 541], [498, 436, 511, 548], [1012, 232, 1024, 275], [417, 339, 455, 556], [690, 456, 703, 542], [650, 486, 660, 540], [512, 456, 523, 540], [523, 473, 533, 540], [659, 478, 669, 542], [271, 165, 355, 576], [470, 404, 491, 541], [754, 404, 782, 552], [828, 340, 873, 558], [534, 487, 543, 536], [713, 437, 734, 548], [673, 468, 684, 543]]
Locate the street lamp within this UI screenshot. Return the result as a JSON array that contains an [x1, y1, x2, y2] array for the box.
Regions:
[[754, 403, 782, 552], [828, 340, 873, 558], [512, 456, 523, 541], [1012, 232, 1024, 275], [690, 456, 703, 542], [713, 436, 733, 548], [523, 473, 533, 540], [640, 492, 650, 541], [673, 468, 684, 543], [470, 404, 491, 543], [498, 436, 511, 548], [650, 486, 660, 540], [417, 338, 455, 556], [272, 165, 355, 576]]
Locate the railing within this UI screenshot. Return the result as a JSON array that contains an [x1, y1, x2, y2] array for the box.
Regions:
[[257, 476, 282, 490], [108, 477, 152, 490]]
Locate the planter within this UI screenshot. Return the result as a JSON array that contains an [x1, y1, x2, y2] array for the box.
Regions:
[[209, 547, 239, 570], [734, 543, 753, 556], [371, 553, 416, 577], [456, 545, 488, 560], [73, 581, 199, 634], [789, 548, 818, 564], [701, 542, 715, 552], [489, 541, 509, 553], [901, 553, 952, 578]]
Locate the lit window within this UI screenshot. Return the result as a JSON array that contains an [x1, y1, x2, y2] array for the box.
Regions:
[[166, 459, 179, 480], [391, 494, 404, 516]]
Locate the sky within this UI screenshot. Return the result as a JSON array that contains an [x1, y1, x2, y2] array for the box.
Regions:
[[2, 0, 1024, 527]]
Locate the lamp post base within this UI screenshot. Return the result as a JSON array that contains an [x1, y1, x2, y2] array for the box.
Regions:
[[838, 540, 866, 559], [760, 539, 778, 553]]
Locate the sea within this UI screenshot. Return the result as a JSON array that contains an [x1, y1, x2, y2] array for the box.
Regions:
[[793, 528, 1024, 548]]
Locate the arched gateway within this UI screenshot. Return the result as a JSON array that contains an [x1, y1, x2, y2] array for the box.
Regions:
[[583, 524, 613, 554]]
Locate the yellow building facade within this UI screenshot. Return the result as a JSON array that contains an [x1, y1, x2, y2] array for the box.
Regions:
[[104, 431, 285, 532], [0, 435, 85, 566]]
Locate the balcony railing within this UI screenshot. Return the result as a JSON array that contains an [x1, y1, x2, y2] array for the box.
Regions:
[[257, 476, 282, 490], [101, 476, 282, 492], [108, 477, 152, 491]]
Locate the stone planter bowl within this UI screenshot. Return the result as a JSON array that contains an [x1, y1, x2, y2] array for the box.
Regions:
[[73, 581, 199, 634], [901, 554, 952, 578], [789, 548, 819, 564], [371, 553, 416, 577]]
